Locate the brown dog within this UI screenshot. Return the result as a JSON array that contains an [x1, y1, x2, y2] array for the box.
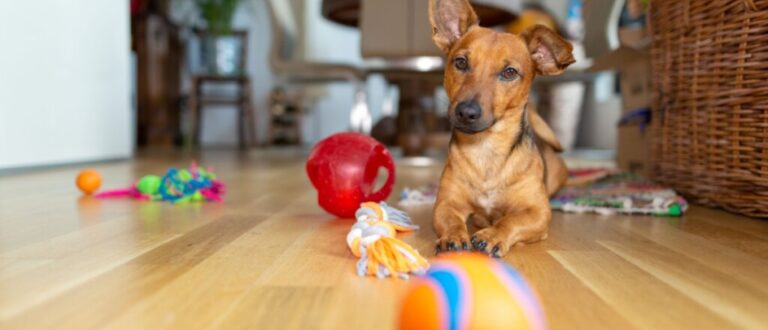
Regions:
[[429, 0, 574, 257]]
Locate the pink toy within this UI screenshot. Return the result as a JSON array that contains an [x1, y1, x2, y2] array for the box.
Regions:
[[306, 132, 395, 218]]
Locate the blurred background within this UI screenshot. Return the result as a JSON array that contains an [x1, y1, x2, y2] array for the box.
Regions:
[[0, 0, 650, 173]]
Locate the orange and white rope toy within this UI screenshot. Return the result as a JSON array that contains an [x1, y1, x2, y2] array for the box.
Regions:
[[346, 202, 429, 279]]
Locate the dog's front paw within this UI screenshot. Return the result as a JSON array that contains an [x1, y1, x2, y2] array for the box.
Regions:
[[435, 231, 471, 255], [471, 228, 510, 258]]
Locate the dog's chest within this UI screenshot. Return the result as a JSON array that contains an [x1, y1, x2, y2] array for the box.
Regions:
[[476, 191, 498, 215], [473, 180, 505, 216], [460, 157, 515, 217]]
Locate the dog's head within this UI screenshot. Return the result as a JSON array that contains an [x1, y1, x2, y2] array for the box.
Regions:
[[429, 0, 575, 134]]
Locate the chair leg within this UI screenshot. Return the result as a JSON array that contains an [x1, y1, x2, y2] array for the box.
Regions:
[[189, 78, 202, 147], [195, 102, 203, 147], [243, 79, 257, 148], [244, 101, 257, 148], [238, 79, 256, 149], [238, 104, 246, 150]]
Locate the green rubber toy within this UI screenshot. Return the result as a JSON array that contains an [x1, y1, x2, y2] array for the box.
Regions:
[[136, 175, 162, 195]]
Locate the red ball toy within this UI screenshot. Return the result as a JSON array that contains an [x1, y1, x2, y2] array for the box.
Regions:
[[306, 132, 395, 218]]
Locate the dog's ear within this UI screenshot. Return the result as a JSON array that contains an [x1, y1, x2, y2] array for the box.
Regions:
[[523, 25, 575, 76], [428, 0, 479, 53]]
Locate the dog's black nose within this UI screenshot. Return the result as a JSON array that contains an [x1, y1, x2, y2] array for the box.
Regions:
[[455, 101, 482, 123]]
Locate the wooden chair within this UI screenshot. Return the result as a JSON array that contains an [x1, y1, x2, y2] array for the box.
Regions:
[[188, 29, 257, 149]]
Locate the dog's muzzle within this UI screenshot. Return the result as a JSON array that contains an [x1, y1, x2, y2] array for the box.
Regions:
[[452, 100, 492, 134]]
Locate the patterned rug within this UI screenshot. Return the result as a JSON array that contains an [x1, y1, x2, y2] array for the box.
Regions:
[[399, 168, 688, 217]]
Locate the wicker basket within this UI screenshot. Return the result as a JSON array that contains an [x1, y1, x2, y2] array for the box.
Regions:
[[649, 0, 768, 217]]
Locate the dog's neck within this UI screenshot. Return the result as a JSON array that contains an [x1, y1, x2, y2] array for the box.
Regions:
[[448, 103, 536, 181]]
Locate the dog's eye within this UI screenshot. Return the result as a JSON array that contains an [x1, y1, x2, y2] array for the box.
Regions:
[[499, 67, 520, 81], [454, 57, 469, 71]]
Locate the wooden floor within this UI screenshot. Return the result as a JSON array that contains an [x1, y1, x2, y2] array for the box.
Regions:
[[1, 149, 767, 330]]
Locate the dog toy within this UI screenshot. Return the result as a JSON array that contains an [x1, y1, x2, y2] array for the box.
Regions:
[[399, 253, 547, 330], [95, 163, 225, 203], [346, 202, 428, 279], [399, 184, 439, 207], [307, 132, 395, 218], [76, 169, 102, 195]]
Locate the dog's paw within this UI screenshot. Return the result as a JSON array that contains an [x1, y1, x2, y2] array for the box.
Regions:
[[435, 231, 472, 255], [471, 228, 510, 258]]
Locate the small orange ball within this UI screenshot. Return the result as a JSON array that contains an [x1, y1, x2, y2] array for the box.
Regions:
[[76, 169, 102, 194]]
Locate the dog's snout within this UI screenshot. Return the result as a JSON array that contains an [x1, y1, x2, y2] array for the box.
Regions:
[[451, 99, 492, 134], [456, 101, 482, 123]]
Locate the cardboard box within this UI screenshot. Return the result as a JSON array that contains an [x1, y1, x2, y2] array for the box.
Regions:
[[589, 46, 652, 176], [589, 47, 651, 114], [617, 124, 650, 176]]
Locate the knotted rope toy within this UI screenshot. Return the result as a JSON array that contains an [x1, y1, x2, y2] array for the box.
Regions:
[[95, 162, 225, 203], [346, 202, 429, 279]]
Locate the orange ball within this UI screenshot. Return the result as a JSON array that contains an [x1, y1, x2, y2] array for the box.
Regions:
[[76, 169, 102, 194]]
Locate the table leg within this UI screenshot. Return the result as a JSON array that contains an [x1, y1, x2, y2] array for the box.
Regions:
[[243, 79, 257, 148]]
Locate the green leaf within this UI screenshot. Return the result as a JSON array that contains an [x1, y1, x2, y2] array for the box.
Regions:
[[196, 0, 244, 34]]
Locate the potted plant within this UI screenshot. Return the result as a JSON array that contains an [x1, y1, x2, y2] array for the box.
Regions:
[[195, 0, 245, 75]]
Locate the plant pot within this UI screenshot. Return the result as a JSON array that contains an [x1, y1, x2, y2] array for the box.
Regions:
[[200, 34, 243, 76]]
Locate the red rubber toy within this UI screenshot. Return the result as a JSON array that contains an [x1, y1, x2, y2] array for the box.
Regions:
[[306, 132, 395, 218]]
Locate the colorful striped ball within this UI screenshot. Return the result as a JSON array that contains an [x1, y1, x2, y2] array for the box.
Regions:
[[398, 253, 546, 330]]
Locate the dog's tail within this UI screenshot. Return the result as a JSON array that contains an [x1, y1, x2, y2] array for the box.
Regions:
[[529, 111, 563, 152], [529, 110, 567, 195]]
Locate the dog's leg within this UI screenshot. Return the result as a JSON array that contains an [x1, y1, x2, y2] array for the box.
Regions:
[[433, 199, 473, 254], [471, 206, 550, 257]]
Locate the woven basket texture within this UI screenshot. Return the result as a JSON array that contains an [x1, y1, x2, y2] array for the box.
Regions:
[[649, 0, 768, 217]]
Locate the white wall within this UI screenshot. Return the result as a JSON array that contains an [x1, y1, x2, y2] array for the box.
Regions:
[[0, 0, 132, 170]]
